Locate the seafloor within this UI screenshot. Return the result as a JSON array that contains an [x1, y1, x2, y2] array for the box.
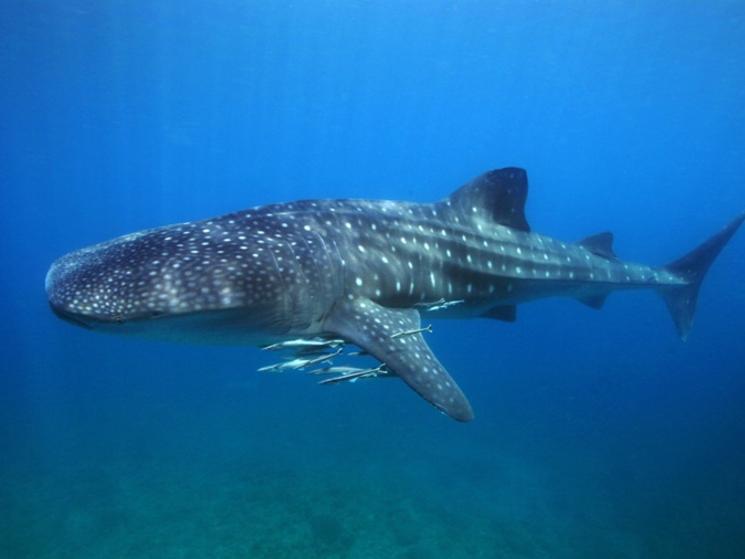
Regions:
[[4, 338, 743, 559]]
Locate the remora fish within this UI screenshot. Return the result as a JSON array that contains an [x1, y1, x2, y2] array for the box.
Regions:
[[46, 168, 744, 421]]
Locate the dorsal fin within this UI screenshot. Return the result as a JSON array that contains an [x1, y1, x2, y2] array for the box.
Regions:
[[441, 167, 530, 232], [579, 232, 616, 259]]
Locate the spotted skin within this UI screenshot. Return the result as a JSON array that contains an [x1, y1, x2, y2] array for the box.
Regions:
[[324, 297, 472, 421], [46, 168, 743, 421]]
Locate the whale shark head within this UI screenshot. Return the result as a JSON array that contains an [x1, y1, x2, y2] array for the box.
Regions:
[[45, 221, 292, 342], [46, 230, 165, 328]]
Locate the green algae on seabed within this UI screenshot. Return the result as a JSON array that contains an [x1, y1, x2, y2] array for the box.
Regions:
[[1, 451, 648, 559]]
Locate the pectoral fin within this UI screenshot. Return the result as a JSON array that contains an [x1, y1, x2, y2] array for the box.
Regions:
[[323, 297, 474, 422]]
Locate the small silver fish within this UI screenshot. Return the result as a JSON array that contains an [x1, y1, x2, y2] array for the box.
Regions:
[[259, 348, 342, 372], [391, 324, 433, 339], [261, 338, 344, 351], [427, 299, 465, 312], [414, 298, 445, 308], [318, 364, 388, 385], [307, 365, 365, 376]]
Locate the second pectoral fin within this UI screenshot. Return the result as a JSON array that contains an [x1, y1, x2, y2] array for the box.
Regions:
[[322, 297, 474, 422]]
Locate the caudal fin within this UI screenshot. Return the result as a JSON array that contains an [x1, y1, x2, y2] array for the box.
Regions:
[[660, 213, 745, 340]]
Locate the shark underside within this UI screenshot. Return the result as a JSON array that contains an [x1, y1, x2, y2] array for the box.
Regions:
[[46, 168, 744, 421]]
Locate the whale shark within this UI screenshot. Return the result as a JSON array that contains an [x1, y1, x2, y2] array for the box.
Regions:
[[46, 168, 744, 421]]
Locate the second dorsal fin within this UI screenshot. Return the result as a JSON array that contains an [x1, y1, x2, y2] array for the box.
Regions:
[[579, 232, 616, 259], [441, 168, 530, 232]]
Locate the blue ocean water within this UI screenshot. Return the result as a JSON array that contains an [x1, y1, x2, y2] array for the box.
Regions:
[[2, 1, 745, 557]]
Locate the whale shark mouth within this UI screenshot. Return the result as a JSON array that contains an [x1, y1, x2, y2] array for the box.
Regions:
[[49, 302, 94, 329]]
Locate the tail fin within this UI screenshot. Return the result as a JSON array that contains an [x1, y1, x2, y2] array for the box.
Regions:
[[660, 213, 745, 340]]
